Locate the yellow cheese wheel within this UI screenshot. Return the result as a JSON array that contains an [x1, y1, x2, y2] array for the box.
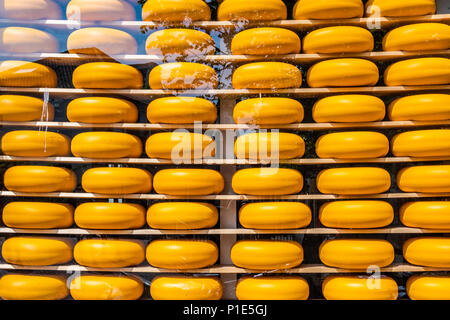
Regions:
[[67, 97, 138, 124], [81, 167, 152, 194], [153, 169, 224, 195], [146, 239, 218, 269], [1, 130, 70, 157], [317, 167, 391, 195], [67, 27, 137, 55], [231, 240, 303, 270], [0, 27, 58, 53], [0, 61, 57, 87], [231, 28, 301, 55], [388, 94, 450, 121], [303, 26, 373, 53], [142, 0, 211, 22], [323, 276, 398, 300], [147, 202, 218, 229], [397, 165, 450, 193], [235, 132, 305, 160], [315, 131, 389, 159], [383, 23, 450, 51], [407, 275, 450, 300], [71, 132, 142, 159], [232, 62, 302, 89], [66, 0, 136, 21], [0, 95, 54, 121], [147, 97, 217, 124], [365, 0, 436, 17], [149, 62, 218, 89], [70, 275, 143, 300], [319, 239, 394, 269], [2, 202, 74, 229], [236, 276, 309, 300], [4, 165, 76, 193], [293, 0, 364, 19], [384, 57, 450, 86], [150, 276, 223, 300], [319, 200, 394, 229], [400, 201, 450, 230], [403, 237, 450, 267], [74, 202, 146, 230], [146, 29, 215, 56], [307, 58, 379, 87], [74, 239, 145, 268], [1, 237, 73, 266], [312, 95, 385, 123], [72, 62, 143, 89], [391, 129, 450, 157], [0, 274, 68, 300], [238, 202, 311, 229], [232, 168, 303, 195], [233, 97, 304, 124], [0, 0, 62, 19], [218, 0, 287, 21]]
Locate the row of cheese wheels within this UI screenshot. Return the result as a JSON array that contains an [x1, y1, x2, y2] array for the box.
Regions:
[[2, 58, 449, 89], [2, 200, 449, 230], [1, 273, 449, 300], [3, 165, 450, 195]]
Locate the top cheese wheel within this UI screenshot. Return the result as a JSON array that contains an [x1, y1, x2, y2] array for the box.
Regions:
[[403, 237, 450, 268], [151, 276, 223, 300], [73, 63, 143, 89], [384, 58, 450, 86], [1, 130, 70, 157], [0, 95, 54, 122], [153, 169, 224, 195], [146, 29, 215, 56], [0, 27, 58, 53], [66, 0, 136, 21], [149, 62, 218, 89], [218, 0, 287, 21], [0, 274, 68, 300], [70, 275, 144, 300], [396, 165, 450, 193], [293, 0, 364, 19], [0, 61, 57, 88], [236, 276, 309, 300], [365, 0, 436, 17], [407, 275, 450, 300], [0, 0, 62, 20], [391, 129, 450, 157], [388, 94, 450, 121], [142, 0, 211, 22]]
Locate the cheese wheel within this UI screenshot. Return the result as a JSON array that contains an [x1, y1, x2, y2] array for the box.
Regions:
[[303, 26, 373, 53], [1, 130, 70, 157], [82, 167, 152, 194], [1, 237, 73, 266], [0, 61, 57, 87], [74, 202, 146, 230], [388, 94, 450, 121], [383, 23, 450, 51], [403, 237, 450, 267], [231, 240, 303, 270], [319, 200, 394, 229], [323, 276, 398, 300], [397, 165, 450, 193], [400, 201, 450, 230], [307, 58, 379, 87], [0, 27, 58, 53], [67, 27, 137, 55], [232, 168, 303, 195], [233, 97, 304, 124], [0, 95, 54, 122], [147, 97, 217, 124], [236, 276, 309, 300], [4, 165, 76, 193], [147, 202, 218, 230], [2, 202, 74, 229], [231, 28, 301, 55], [70, 275, 143, 300], [67, 97, 138, 124], [407, 275, 450, 300], [319, 239, 394, 269], [66, 0, 136, 21], [146, 29, 215, 56], [312, 95, 385, 123], [149, 62, 218, 89], [0, 274, 68, 300], [153, 169, 224, 196], [146, 239, 218, 269], [293, 0, 364, 19], [235, 132, 305, 160], [71, 132, 142, 159], [150, 276, 222, 300], [238, 202, 311, 229], [232, 62, 302, 89], [0, 0, 62, 19], [218, 0, 287, 21], [391, 129, 450, 157], [365, 0, 436, 17], [142, 0, 211, 22], [72, 62, 143, 89], [384, 58, 450, 86], [74, 239, 145, 268]]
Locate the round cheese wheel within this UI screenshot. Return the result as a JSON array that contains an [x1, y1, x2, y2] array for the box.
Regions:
[[231, 28, 300, 55], [146, 29, 215, 56], [397, 165, 450, 193], [0, 95, 54, 122], [66, 0, 136, 21], [0, 274, 68, 300], [384, 58, 450, 86], [1, 130, 70, 157], [218, 0, 287, 21], [142, 0, 211, 22], [236, 276, 309, 300], [403, 237, 450, 267], [150, 276, 222, 300], [0, 0, 62, 20], [407, 275, 450, 300], [365, 0, 436, 17], [69, 275, 143, 300], [0, 61, 57, 87], [293, 0, 364, 19], [400, 201, 450, 230], [388, 94, 450, 121], [149, 62, 218, 89], [0, 27, 58, 53], [391, 129, 450, 157]]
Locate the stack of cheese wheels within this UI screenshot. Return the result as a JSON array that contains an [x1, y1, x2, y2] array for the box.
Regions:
[[400, 201, 450, 230], [236, 276, 309, 300], [0, 95, 54, 122], [0, 27, 58, 53], [218, 0, 287, 21], [388, 94, 450, 121], [142, 0, 211, 22], [391, 129, 450, 157], [397, 165, 450, 193], [293, 0, 364, 19], [0, 274, 68, 300], [1, 130, 70, 157], [407, 275, 450, 300], [66, 0, 136, 21], [0, 0, 62, 19], [153, 169, 224, 195], [0, 61, 57, 87], [146, 29, 215, 56], [322, 276, 398, 300], [403, 237, 450, 267], [150, 276, 223, 300], [365, 0, 436, 17], [384, 58, 450, 86], [149, 62, 218, 89]]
